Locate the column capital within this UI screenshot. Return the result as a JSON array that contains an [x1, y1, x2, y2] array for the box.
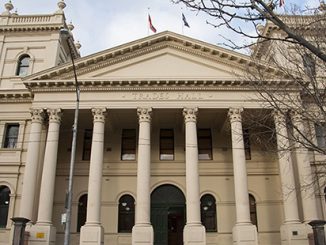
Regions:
[[228, 108, 243, 123], [30, 108, 45, 123], [290, 110, 303, 124], [183, 107, 198, 123], [91, 108, 107, 123], [47, 108, 62, 123], [273, 110, 287, 125], [137, 108, 152, 123]]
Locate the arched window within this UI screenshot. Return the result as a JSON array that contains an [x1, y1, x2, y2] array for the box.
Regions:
[[0, 186, 10, 228], [249, 194, 258, 228], [77, 194, 87, 232], [16, 55, 30, 76], [118, 194, 135, 233], [200, 194, 217, 232]]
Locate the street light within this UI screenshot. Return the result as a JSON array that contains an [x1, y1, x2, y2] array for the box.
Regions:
[[60, 28, 80, 245]]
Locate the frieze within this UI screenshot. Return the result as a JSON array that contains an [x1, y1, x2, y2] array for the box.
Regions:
[[128, 92, 208, 101]]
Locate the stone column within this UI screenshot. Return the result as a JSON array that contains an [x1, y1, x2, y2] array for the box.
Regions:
[[183, 108, 206, 245], [228, 108, 257, 245], [291, 111, 318, 222], [132, 108, 153, 245], [80, 108, 107, 245], [30, 109, 62, 245], [274, 111, 308, 245], [20, 109, 45, 221]]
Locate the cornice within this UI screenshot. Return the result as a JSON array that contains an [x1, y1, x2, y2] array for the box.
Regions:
[[0, 90, 32, 103], [0, 24, 63, 32], [24, 79, 299, 93]]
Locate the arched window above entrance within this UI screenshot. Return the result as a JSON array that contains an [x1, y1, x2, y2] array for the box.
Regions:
[[200, 194, 217, 232], [118, 194, 135, 233], [0, 186, 10, 228]]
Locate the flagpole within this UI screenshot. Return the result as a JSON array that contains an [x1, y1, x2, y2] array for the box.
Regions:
[[147, 7, 150, 36], [181, 8, 184, 34]]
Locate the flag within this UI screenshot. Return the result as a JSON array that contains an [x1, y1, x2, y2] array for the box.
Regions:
[[148, 14, 157, 33], [279, 0, 285, 7], [182, 13, 190, 28]]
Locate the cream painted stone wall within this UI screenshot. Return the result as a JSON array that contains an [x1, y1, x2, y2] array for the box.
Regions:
[[0, 6, 325, 245]]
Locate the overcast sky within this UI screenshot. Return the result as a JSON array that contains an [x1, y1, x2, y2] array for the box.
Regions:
[[3, 0, 321, 56]]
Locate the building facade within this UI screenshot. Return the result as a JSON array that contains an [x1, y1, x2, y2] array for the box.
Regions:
[[0, 1, 325, 245]]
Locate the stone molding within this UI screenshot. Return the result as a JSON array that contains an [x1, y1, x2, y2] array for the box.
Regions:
[[228, 108, 243, 123], [183, 107, 198, 123], [26, 31, 282, 81], [91, 108, 107, 123], [47, 108, 62, 123], [137, 108, 152, 123], [30, 108, 45, 123]]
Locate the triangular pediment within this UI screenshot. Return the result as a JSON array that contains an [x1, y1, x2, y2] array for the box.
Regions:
[[25, 31, 279, 83]]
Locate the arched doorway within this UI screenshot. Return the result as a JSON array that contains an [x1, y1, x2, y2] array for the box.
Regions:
[[151, 184, 186, 245]]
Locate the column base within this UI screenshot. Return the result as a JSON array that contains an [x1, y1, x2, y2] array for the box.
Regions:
[[232, 223, 258, 245], [183, 223, 206, 245], [27, 223, 56, 245], [280, 223, 310, 245], [80, 224, 104, 245], [132, 224, 153, 245]]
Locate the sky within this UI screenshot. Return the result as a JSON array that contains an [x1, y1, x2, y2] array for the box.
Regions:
[[2, 0, 321, 57]]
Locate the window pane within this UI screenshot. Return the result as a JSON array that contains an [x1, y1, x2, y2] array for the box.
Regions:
[[77, 194, 87, 232], [249, 194, 258, 228], [118, 195, 135, 232], [82, 129, 92, 160], [198, 129, 212, 160], [16, 55, 30, 77], [121, 129, 136, 160], [200, 194, 217, 232], [160, 129, 174, 160], [315, 123, 326, 148], [3, 124, 19, 148], [243, 129, 251, 160], [0, 186, 10, 228]]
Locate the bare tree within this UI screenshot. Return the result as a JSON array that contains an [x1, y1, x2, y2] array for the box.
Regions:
[[172, 0, 326, 61], [172, 0, 326, 188]]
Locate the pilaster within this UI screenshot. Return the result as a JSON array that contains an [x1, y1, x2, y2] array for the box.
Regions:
[[291, 111, 318, 222]]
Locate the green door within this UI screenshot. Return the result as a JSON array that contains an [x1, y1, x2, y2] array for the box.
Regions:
[[151, 185, 186, 245]]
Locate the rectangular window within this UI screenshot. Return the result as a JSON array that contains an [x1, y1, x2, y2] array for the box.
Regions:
[[315, 123, 326, 148], [121, 129, 136, 160], [82, 129, 92, 161], [160, 129, 174, 160], [198, 129, 212, 160], [3, 124, 19, 148], [243, 129, 251, 160]]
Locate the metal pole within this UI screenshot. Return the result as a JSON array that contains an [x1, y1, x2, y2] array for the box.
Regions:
[[308, 220, 326, 245], [61, 30, 80, 245], [11, 217, 30, 245]]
